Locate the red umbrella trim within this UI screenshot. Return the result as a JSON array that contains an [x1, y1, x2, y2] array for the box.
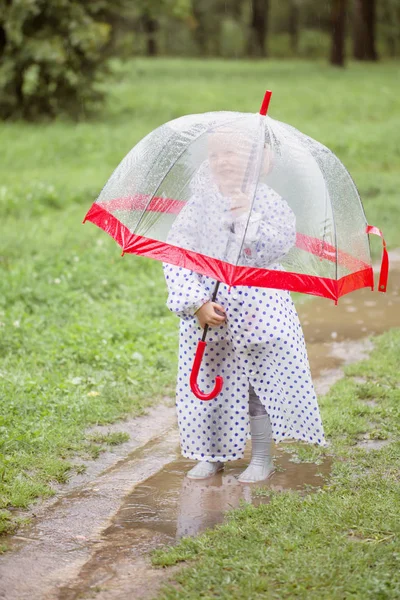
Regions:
[[84, 203, 378, 302]]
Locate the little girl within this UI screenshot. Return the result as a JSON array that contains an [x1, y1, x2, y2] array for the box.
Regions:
[[163, 130, 325, 483]]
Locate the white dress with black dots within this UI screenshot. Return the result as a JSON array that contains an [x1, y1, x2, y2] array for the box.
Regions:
[[163, 164, 326, 462]]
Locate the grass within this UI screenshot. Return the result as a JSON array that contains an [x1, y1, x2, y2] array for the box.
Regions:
[[152, 328, 400, 599], [0, 207, 178, 527], [1, 58, 399, 536]]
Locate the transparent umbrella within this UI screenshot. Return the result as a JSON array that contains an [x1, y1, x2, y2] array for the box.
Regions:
[[84, 91, 388, 400]]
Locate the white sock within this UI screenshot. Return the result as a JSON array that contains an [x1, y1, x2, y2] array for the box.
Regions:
[[238, 414, 274, 483], [187, 461, 224, 480]]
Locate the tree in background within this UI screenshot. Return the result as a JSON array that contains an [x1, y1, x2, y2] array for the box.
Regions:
[[352, 0, 378, 61], [378, 0, 400, 57], [136, 0, 191, 56], [0, 0, 192, 120], [0, 0, 126, 120], [191, 0, 222, 56], [288, 0, 300, 54], [113, 0, 400, 62], [190, 0, 243, 56], [330, 0, 347, 66], [247, 0, 270, 56]]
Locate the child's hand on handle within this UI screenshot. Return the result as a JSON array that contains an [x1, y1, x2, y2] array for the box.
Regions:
[[195, 302, 226, 328], [230, 190, 251, 217]]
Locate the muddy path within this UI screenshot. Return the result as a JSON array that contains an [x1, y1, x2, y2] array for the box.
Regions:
[[1, 253, 399, 600]]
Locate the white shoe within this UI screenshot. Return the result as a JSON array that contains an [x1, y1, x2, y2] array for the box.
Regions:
[[238, 414, 275, 484], [187, 461, 224, 480], [238, 460, 275, 483]]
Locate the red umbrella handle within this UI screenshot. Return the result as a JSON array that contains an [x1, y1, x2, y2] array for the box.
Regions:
[[366, 225, 389, 292], [190, 340, 224, 401]]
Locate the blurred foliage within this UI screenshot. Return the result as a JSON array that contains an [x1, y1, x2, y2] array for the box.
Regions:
[[0, 0, 399, 120], [127, 0, 399, 60], [377, 0, 400, 57], [0, 0, 191, 120], [0, 0, 121, 119]]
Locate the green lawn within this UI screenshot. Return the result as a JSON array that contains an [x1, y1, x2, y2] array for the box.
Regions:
[[1, 59, 399, 536], [153, 329, 400, 599]]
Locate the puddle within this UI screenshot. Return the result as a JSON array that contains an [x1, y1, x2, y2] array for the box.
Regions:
[[103, 448, 328, 544], [1, 255, 399, 600], [302, 258, 400, 391], [355, 439, 391, 450], [57, 447, 330, 599]]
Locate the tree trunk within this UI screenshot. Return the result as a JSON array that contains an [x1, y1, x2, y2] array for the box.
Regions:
[[0, 25, 6, 58], [330, 0, 347, 67], [142, 13, 158, 56], [247, 0, 269, 57], [192, 3, 208, 55], [382, 0, 397, 58], [289, 0, 300, 55], [353, 0, 378, 61]]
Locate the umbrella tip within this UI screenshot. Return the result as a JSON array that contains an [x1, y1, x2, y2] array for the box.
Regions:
[[259, 90, 272, 116]]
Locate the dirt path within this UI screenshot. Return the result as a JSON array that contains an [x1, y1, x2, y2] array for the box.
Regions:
[[1, 253, 399, 600]]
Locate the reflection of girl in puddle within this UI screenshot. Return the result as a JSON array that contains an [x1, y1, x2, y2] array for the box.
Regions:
[[176, 474, 249, 539], [163, 127, 326, 484]]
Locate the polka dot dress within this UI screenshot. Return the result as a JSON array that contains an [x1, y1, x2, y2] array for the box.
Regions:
[[163, 167, 326, 462]]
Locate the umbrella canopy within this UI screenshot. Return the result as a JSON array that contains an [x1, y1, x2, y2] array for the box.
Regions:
[[84, 91, 388, 303]]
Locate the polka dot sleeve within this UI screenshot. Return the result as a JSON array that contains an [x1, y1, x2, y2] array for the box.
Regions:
[[163, 263, 210, 321], [232, 186, 296, 267]]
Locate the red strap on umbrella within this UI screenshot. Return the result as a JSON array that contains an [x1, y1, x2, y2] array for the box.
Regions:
[[190, 340, 224, 401], [366, 225, 389, 292]]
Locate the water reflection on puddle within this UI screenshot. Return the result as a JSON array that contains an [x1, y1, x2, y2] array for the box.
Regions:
[[104, 447, 330, 551]]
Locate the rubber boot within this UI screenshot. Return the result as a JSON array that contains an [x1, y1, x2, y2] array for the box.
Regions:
[[187, 461, 224, 480], [238, 414, 274, 483]]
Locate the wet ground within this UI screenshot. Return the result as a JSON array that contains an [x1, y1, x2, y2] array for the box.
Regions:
[[1, 253, 400, 600], [56, 451, 330, 600]]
